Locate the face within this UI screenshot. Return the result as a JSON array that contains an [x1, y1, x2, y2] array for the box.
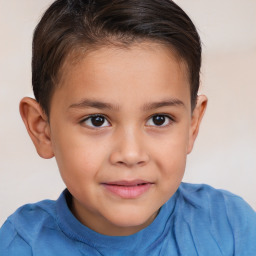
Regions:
[[45, 43, 205, 236]]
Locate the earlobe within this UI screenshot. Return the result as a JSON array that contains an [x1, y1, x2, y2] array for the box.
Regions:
[[187, 95, 208, 154], [19, 97, 54, 159]]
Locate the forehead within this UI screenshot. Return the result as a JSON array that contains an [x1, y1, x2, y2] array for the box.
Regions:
[[60, 41, 188, 81], [52, 42, 191, 110]]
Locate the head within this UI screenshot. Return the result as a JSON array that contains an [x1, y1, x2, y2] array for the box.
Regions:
[[32, 0, 202, 116], [20, 0, 207, 236]]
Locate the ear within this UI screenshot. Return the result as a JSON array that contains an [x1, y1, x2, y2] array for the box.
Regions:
[[19, 97, 54, 159], [187, 95, 208, 154]]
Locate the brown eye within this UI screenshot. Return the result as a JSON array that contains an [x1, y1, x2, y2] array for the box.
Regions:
[[83, 115, 110, 128], [91, 116, 105, 126], [146, 114, 172, 127], [152, 115, 166, 126]]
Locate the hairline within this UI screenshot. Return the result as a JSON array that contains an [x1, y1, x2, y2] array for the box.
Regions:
[[48, 39, 191, 117]]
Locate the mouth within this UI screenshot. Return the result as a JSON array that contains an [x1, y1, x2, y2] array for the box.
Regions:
[[102, 180, 153, 199]]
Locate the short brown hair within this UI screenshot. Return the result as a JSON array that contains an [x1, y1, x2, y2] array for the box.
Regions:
[[32, 0, 201, 116]]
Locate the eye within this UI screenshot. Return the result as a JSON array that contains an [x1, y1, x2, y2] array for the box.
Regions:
[[82, 115, 110, 128], [146, 114, 173, 127]]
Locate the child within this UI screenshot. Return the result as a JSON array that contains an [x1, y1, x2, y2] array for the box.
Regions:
[[0, 0, 255, 255]]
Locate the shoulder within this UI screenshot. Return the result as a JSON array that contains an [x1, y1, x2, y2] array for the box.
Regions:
[[0, 199, 57, 255], [176, 183, 256, 254], [8, 199, 57, 234], [0, 219, 32, 256], [178, 182, 245, 202], [178, 182, 256, 223], [178, 182, 255, 214]]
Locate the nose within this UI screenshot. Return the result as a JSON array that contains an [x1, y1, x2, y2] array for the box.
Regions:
[[109, 129, 150, 167]]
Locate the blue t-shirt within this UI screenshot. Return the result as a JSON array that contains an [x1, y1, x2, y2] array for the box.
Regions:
[[0, 183, 256, 255]]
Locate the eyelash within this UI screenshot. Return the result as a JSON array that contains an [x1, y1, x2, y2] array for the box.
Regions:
[[81, 114, 111, 128], [146, 114, 174, 127], [80, 114, 175, 128]]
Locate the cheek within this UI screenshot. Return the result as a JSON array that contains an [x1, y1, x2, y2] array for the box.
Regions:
[[155, 129, 189, 163], [158, 147, 187, 180], [52, 133, 77, 168], [51, 129, 106, 182], [156, 148, 186, 201], [152, 127, 189, 183]]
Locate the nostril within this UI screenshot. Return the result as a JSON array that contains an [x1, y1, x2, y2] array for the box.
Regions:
[[115, 159, 147, 167], [109, 141, 150, 167], [137, 160, 146, 166]]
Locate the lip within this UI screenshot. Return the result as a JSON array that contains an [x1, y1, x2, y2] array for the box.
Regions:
[[102, 180, 153, 199]]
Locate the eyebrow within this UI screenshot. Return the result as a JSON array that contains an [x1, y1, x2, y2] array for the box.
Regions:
[[68, 98, 185, 111], [142, 98, 185, 111], [68, 99, 120, 111]]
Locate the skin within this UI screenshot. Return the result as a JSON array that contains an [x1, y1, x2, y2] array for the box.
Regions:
[[20, 42, 207, 236]]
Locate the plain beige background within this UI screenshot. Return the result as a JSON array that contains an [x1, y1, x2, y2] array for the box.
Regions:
[[0, 0, 256, 226]]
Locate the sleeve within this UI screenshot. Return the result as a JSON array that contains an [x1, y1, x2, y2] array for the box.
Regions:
[[0, 220, 32, 256], [224, 194, 256, 255]]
